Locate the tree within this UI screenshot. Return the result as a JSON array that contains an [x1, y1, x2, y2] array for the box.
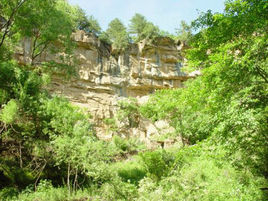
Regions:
[[99, 31, 112, 45], [0, 0, 30, 60], [142, 22, 160, 41], [129, 13, 160, 42], [16, 0, 77, 64], [175, 20, 192, 43], [75, 8, 101, 35], [106, 18, 129, 50], [0, 0, 78, 65], [141, 0, 268, 175], [129, 13, 147, 41], [88, 16, 101, 35], [0, 0, 28, 49], [188, 0, 268, 75]]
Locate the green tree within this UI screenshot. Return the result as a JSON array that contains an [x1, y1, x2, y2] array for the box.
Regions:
[[99, 31, 112, 44], [0, 0, 30, 60], [129, 13, 160, 42], [0, 0, 28, 49], [0, 0, 78, 66], [188, 0, 268, 74], [106, 18, 129, 50], [142, 22, 160, 41], [0, 99, 18, 124], [16, 0, 77, 64], [87, 15, 101, 35], [141, 0, 268, 176], [75, 8, 101, 35], [175, 20, 192, 43], [129, 13, 147, 41]]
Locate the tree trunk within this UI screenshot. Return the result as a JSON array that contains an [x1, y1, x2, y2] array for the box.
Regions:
[[67, 162, 71, 195]]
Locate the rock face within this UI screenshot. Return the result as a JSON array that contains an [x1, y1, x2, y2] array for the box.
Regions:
[[17, 31, 191, 145]]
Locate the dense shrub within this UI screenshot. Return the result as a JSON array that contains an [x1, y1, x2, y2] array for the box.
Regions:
[[139, 150, 175, 181], [112, 135, 145, 154], [137, 145, 267, 201], [115, 160, 146, 185]]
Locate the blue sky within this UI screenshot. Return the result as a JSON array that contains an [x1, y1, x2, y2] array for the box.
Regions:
[[68, 0, 225, 34]]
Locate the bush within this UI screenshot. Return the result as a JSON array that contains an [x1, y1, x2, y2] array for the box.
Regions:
[[138, 146, 267, 201], [112, 135, 145, 154], [0, 99, 18, 124], [0, 187, 19, 201], [139, 150, 175, 181], [113, 135, 129, 152], [95, 177, 138, 201], [117, 98, 140, 129], [116, 160, 146, 185]]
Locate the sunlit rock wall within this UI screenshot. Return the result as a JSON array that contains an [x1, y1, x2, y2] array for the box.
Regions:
[[16, 31, 191, 146]]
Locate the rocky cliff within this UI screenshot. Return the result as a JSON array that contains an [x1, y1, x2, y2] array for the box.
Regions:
[[16, 31, 192, 146]]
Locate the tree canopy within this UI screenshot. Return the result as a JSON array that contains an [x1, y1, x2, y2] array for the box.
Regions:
[[129, 13, 161, 42], [106, 18, 129, 50], [76, 8, 101, 35]]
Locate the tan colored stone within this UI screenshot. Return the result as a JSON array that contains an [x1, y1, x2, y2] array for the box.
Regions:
[[16, 31, 193, 145]]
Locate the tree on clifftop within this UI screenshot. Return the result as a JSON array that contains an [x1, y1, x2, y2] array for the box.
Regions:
[[129, 13, 147, 41], [129, 13, 160, 42], [76, 8, 101, 35], [106, 18, 129, 50], [176, 20, 192, 44]]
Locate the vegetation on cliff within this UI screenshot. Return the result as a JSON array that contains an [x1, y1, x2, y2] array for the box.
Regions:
[[0, 0, 267, 200]]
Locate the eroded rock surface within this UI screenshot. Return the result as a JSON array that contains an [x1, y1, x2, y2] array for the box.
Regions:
[[17, 31, 191, 146]]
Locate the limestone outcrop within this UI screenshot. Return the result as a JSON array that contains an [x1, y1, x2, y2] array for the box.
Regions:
[[16, 31, 191, 145]]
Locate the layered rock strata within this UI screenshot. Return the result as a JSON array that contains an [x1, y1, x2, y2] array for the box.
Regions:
[[16, 31, 191, 146]]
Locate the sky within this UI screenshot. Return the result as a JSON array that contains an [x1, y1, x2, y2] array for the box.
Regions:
[[68, 0, 225, 34]]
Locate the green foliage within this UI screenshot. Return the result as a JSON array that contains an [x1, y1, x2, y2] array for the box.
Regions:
[[140, 150, 175, 181], [112, 135, 145, 154], [129, 13, 148, 42], [19, 0, 76, 62], [175, 20, 192, 43], [129, 13, 160, 42], [87, 16, 102, 35], [0, 61, 46, 117], [0, 60, 134, 199], [0, 0, 78, 72], [0, 61, 116, 193], [141, 1, 268, 177], [41, 97, 91, 138], [0, 158, 36, 189], [113, 135, 129, 152], [140, 86, 211, 144], [138, 3, 268, 201], [106, 18, 129, 50], [117, 98, 140, 128], [0, 89, 8, 105], [116, 161, 146, 185], [2, 180, 68, 201], [0, 99, 18, 124], [75, 8, 101, 35], [188, 0, 268, 71], [98, 31, 112, 45], [138, 151, 267, 201], [40, 96, 124, 189], [94, 176, 138, 201], [142, 22, 160, 42], [0, 187, 19, 201], [103, 117, 118, 132]]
